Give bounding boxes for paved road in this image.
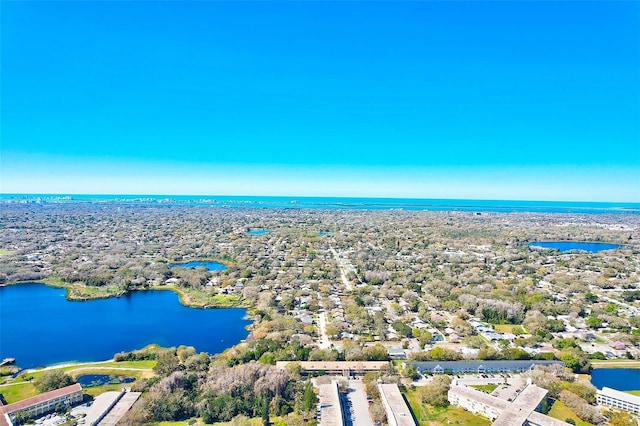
[347,379,374,426]
[330,247,353,292]
[318,309,331,350]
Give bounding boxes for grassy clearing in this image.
[626,390,640,396]
[591,360,640,369]
[470,384,498,393]
[0,249,14,256]
[403,387,491,426]
[14,360,156,380]
[547,400,593,426]
[493,324,527,334]
[40,277,122,300]
[0,381,38,403]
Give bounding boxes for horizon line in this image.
[2,192,639,205]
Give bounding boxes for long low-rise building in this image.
[0,384,83,426]
[317,381,344,426]
[448,379,569,426]
[276,361,389,375]
[407,360,564,375]
[378,383,416,426]
[597,387,640,415]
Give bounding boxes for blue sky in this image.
[2,1,639,201]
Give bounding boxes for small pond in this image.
[248,229,271,235]
[591,368,640,391]
[528,241,623,253]
[169,261,227,271]
[318,231,335,236]
[76,374,135,388]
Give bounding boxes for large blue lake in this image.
[591,368,640,391]
[528,241,623,253]
[0,283,250,369]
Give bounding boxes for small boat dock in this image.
[0,358,16,367]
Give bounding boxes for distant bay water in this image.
[0,283,250,369]
[1,194,638,214]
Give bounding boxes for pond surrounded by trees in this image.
[528,241,623,252]
[76,374,135,387]
[0,283,250,369]
[590,368,640,391]
[169,261,227,271]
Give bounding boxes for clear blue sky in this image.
[2,1,639,201]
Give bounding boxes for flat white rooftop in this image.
[318,381,344,426]
[378,383,416,426]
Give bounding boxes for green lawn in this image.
[0,381,38,403]
[0,249,14,256]
[403,387,491,426]
[547,400,593,426]
[493,324,527,334]
[626,390,640,396]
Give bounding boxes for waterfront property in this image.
[596,387,640,415]
[378,383,416,426]
[407,360,563,375]
[276,361,389,376]
[448,379,569,426]
[0,384,83,426]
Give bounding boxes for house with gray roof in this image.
[407,360,563,375]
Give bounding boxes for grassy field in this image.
[0,381,38,403]
[493,324,527,334]
[0,249,14,256]
[591,360,640,369]
[403,387,491,426]
[547,400,593,426]
[0,360,155,403]
[626,390,640,396]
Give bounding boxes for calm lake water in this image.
[0,283,250,369]
[169,261,227,271]
[248,230,271,235]
[591,368,640,391]
[528,241,623,253]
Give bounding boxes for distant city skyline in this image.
[2,1,639,202]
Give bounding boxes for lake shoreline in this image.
[2,277,250,310]
[591,361,640,369]
[1,283,252,369]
